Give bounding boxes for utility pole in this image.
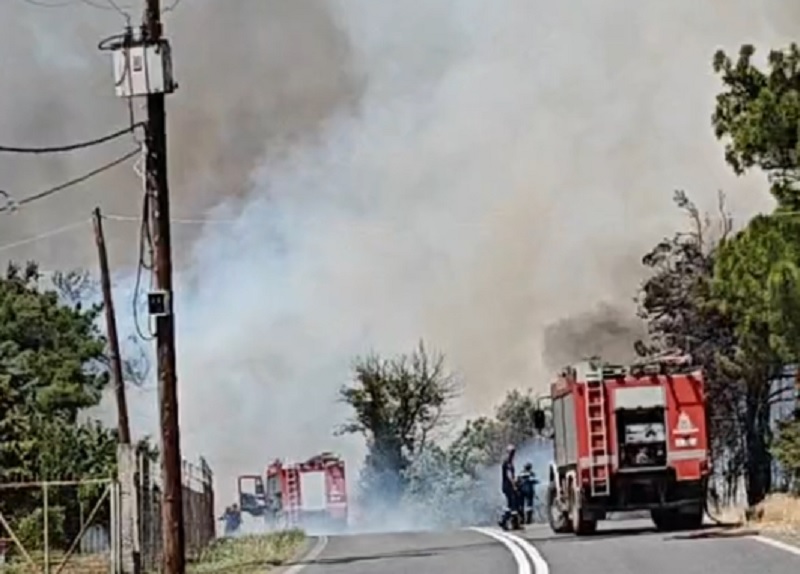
[92,207,132,446]
[143,1,185,572]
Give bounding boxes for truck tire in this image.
[651,506,703,532]
[569,483,597,536]
[546,483,572,534]
[674,505,704,531]
[650,509,677,531]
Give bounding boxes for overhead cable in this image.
[132,191,156,341]
[0,219,90,254]
[0,148,139,213]
[0,123,144,154]
[20,0,73,7]
[103,214,237,225]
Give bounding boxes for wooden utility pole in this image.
[143,1,185,572]
[92,207,132,445]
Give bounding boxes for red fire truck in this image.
[238,452,348,531]
[533,356,710,536]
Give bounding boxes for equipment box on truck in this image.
[533,356,710,535]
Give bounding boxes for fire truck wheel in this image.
[546,483,572,534]
[650,509,676,531]
[652,506,703,532]
[569,483,597,536]
[674,506,704,531]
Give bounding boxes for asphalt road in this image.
[286,529,517,574]
[285,519,800,574]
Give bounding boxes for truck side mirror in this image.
[533,408,546,431]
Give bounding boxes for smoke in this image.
[4,0,800,525]
[0,0,360,270]
[359,437,554,532]
[542,303,647,373]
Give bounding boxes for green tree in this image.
[711,42,800,501]
[712,43,800,209]
[338,341,458,510]
[772,417,800,493]
[449,389,547,473]
[713,215,800,501]
[0,262,116,543]
[636,191,749,486]
[51,269,152,389]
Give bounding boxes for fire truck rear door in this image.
[300,471,327,511]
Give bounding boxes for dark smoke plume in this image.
[542,303,646,373]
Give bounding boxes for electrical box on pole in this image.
[108,32,177,98]
[147,290,172,318]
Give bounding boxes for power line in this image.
[0,219,90,254]
[82,0,131,10]
[103,214,237,224]
[0,123,143,154]
[19,0,73,7]
[99,0,131,21]
[161,0,183,14]
[132,191,156,342]
[0,213,232,255]
[19,0,135,15]
[0,148,140,213]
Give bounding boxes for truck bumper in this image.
[585,470,707,514]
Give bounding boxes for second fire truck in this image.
[238,452,348,532]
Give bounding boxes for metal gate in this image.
[0,478,120,574]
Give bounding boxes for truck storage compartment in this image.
[616,407,667,469]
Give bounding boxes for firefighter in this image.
[498,444,522,531]
[516,462,539,525]
[220,503,242,536]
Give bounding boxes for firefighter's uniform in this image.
[220,504,242,536]
[499,445,523,530]
[516,464,539,525]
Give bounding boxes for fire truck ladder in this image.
[585,376,611,497]
[285,468,302,526]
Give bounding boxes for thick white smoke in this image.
[4,0,798,524]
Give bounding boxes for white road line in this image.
[282,535,329,574]
[751,535,800,558]
[493,529,551,574]
[471,527,532,574]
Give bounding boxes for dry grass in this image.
[188,530,305,574]
[714,505,747,525]
[0,552,109,574]
[750,493,800,531]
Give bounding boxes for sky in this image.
[1,0,797,506]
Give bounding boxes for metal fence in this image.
[0,477,117,574]
[134,449,215,573]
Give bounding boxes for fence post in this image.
[43,482,50,574]
[201,458,215,543]
[139,450,157,572]
[117,444,141,574]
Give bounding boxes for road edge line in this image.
[281,534,329,574]
[750,534,800,558]
[493,529,551,574]
[470,527,532,574]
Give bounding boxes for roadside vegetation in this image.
[188,530,305,574]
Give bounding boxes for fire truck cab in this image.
[534,356,710,536]
[238,452,348,531]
